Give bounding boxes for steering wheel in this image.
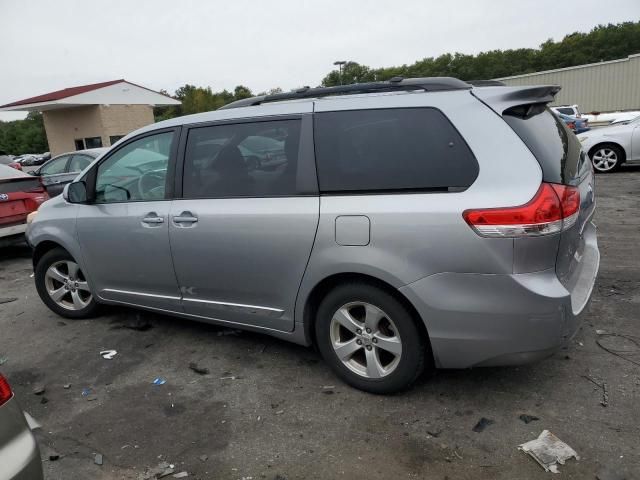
[137,169,166,200]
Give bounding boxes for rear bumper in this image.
[0,222,27,239]
[399,226,599,369]
[0,398,43,480]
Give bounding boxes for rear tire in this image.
[34,248,99,319]
[315,282,428,394]
[590,144,623,173]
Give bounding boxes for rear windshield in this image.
[503,107,582,184]
[314,108,478,193]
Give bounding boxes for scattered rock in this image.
[173,473,188,478]
[472,417,494,433]
[63,384,71,389]
[199,454,208,462]
[49,454,60,462]
[0,297,17,304]
[33,385,45,395]
[40,396,48,404]
[94,453,103,465]
[57,321,67,326]
[188,362,209,375]
[519,414,540,424]
[322,390,334,395]
[427,429,442,438]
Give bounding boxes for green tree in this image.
[0,112,48,155]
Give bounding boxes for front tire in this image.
[35,248,99,319]
[590,145,623,173]
[315,282,428,394]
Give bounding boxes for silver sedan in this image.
[578,116,640,172]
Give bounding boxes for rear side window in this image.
[555,107,575,116]
[183,119,301,198]
[314,108,478,193]
[503,107,583,184]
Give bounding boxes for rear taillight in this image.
[568,122,576,130]
[463,183,580,238]
[0,374,13,407]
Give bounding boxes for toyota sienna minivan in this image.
[27,77,599,393]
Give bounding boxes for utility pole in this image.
[333,60,347,85]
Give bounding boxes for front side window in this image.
[314,108,478,193]
[95,131,174,203]
[40,156,69,175]
[68,154,93,173]
[183,119,301,198]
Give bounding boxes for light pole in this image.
[333,60,347,85]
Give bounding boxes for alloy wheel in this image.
[592,148,618,172]
[44,260,92,311]
[329,301,402,378]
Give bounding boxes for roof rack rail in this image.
[467,80,507,87]
[219,77,472,110]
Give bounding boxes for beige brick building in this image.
[0,79,180,156]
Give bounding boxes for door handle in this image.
[142,215,164,224]
[173,212,198,224]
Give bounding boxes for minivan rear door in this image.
[169,114,319,332]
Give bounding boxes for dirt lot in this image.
[1,167,639,480]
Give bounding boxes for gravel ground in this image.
[0,166,639,480]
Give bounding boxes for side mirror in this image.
[64,181,88,203]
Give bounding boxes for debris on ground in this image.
[472,417,494,432]
[220,375,242,380]
[188,362,209,375]
[518,430,579,473]
[217,328,241,337]
[519,414,540,424]
[32,384,45,395]
[23,412,41,430]
[49,454,60,461]
[81,387,98,401]
[0,356,7,366]
[0,297,17,304]
[63,383,71,389]
[100,349,117,360]
[427,429,442,438]
[172,472,188,478]
[582,375,609,407]
[40,396,48,404]
[138,461,176,479]
[199,455,208,462]
[94,453,103,465]
[152,377,167,386]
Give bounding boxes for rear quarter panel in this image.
[296,90,543,329]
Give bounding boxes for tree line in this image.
[1,21,638,154]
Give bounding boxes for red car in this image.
[7,161,22,171]
[0,164,48,246]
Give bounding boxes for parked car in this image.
[0,155,22,171]
[557,113,590,134]
[27,78,599,393]
[0,373,44,479]
[577,116,640,172]
[29,148,107,197]
[551,104,582,118]
[15,155,38,167]
[0,164,48,247]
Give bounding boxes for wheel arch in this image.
[301,272,433,360]
[32,240,68,269]
[588,141,627,164]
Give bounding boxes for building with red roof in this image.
[0,80,180,155]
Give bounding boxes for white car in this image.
[578,116,640,172]
[551,105,582,118]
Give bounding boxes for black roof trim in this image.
[219,77,472,110]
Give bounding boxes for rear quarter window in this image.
[314,108,478,193]
[503,107,583,184]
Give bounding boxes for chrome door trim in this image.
[183,297,284,317]
[101,288,181,301]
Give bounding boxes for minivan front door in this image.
[76,129,182,311]
[169,116,319,332]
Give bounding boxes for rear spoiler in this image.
[471,85,561,116]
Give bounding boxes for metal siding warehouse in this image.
[496,53,640,113]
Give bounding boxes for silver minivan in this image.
[27,78,599,393]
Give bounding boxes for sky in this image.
[1,0,639,121]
